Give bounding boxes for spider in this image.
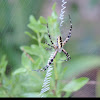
[33,15,72,72]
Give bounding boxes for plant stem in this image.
[53,58,58,96]
[37,32,41,46]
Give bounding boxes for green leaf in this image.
[32,58,42,69]
[20,45,43,56]
[52,2,56,11]
[63,77,89,92]
[64,92,72,97]
[21,53,33,68]
[25,31,37,41]
[28,15,47,34]
[39,16,47,24]
[29,15,37,24]
[28,23,46,33]
[12,68,27,75]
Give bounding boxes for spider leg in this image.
[45,42,54,49]
[45,47,52,51]
[61,49,71,61]
[47,23,54,45]
[33,50,58,72]
[63,15,72,46]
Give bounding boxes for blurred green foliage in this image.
[0,3,90,97]
[0,0,44,70]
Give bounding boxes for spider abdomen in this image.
[57,36,63,53]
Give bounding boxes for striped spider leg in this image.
[63,15,72,46]
[61,15,72,61]
[33,50,58,72]
[62,49,71,61]
[47,23,54,45]
[44,23,55,50]
[45,42,54,48]
[33,15,72,72]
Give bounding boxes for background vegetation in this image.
[0,0,100,97]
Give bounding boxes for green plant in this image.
[0,3,89,97]
[19,3,89,97]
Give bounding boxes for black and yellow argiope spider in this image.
[33,15,72,72]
